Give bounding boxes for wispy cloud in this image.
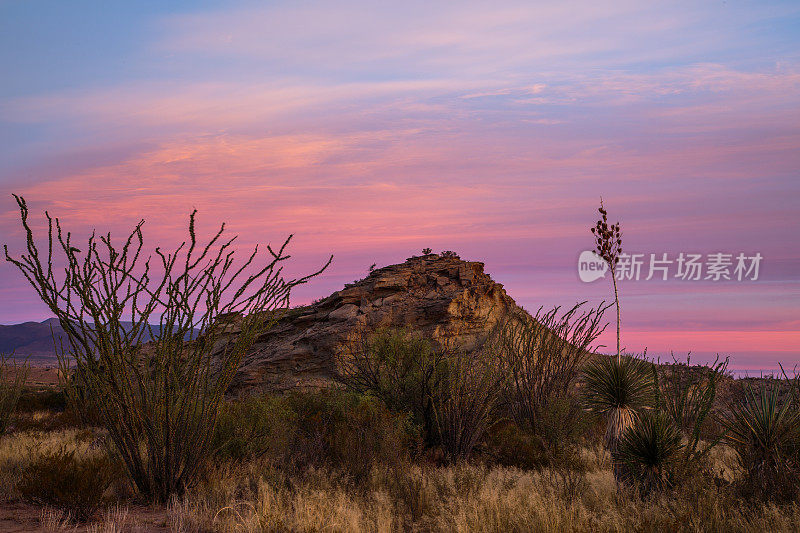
[0,0,798,367]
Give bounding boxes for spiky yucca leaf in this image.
[614,411,683,493]
[720,382,800,501]
[582,355,654,450]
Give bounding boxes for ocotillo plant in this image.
[496,302,609,445]
[590,200,623,360]
[4,195,331,502]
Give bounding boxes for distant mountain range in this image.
[0,319,197,363]
[0,319,67,362]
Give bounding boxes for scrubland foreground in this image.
[0,382,799,533]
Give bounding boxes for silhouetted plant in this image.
[720,380,800,502]
[497,302,609,448]
[440,250,458,258]
[582,354,654,470]
[655,354,729,472]
[613,410,683,494]
[422,248,432,255]
[590,199,623,360]
[0,352,28,435]
[335,327,446,446]
[433,349,506,462]
[4,195,330,502]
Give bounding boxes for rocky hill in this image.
[226,253,531,393]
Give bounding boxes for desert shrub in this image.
[335,327,446,445]
[654,355,729,478]
[0,352,28,435]
[212,394,293,462]
[433,350,505,462]
[13,388,90,432]
[485,420,545,469]
[721,381,800,502]
[613,410,683,494]
[214,390,416,483]
[496,302,608,460]
[485,399,595,474]
[17,446,119,522]
[16,387,67,413]
[4,195,330,502]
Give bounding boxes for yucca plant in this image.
[581,355,654,455]
[720,381,800,502]
[614,410,683,494]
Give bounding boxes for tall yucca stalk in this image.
[590,200,622,360]
[582,355,654,454]
[584,199,654,481]
[720,381,800,501]
[4,195,330,502]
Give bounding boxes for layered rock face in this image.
[227,254,530,394]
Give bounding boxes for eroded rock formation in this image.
[226,254,531,393]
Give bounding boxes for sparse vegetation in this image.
[17,445,118,522]
[335,327,446,446]
[3,195,331,502]
[721,379,800,502]
[0,352,27,435]
[0,365,798,531]
[496,302,608,463]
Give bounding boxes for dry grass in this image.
[0,427,101,499]
[164,453,799,533]
[0,416,798,532]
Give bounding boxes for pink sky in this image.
[1,1,798,372]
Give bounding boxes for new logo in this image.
[578,250,608,282]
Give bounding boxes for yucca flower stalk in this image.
[584,200,654,484]
[590,199,623,360]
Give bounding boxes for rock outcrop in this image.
[227,254,531,394]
